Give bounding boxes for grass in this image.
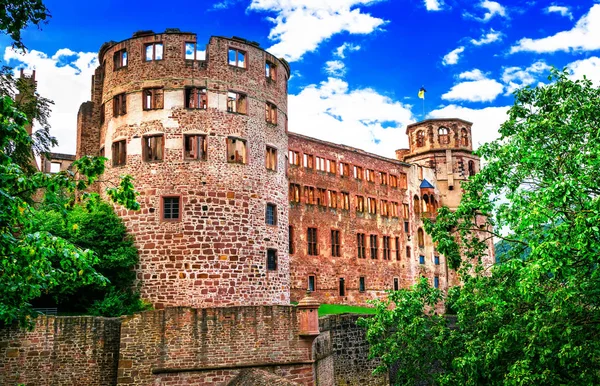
[317,303,376,317]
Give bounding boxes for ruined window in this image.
[390,202,399,217]
[266,146,277,171]
[307,227,318,256]
[227,91,247,114]
[359,277,365,293]
[419,255,425,265]
[438,127,449,145]
[266,61,277,81]
[416,130,425,147]
[339,162,350,177]
[308,275,315,292]
[418,228,425,248]
[226,137,247,164]
[113,49,127,70]
[111,140,126,166]
[304,186,315,205]
[303,154,314,170]
[228,48,246,68]
[395,237,400,261]
[468,160,476,176]
[339,278,345,297]
[99,147,105,158]
[331,229,341,257]
[326,159,336,174]
[315,156,326,172]
[414,195,420,214]
[288,150,300,166]
[353,165,363,180]
[49,162,61,173]
[366,169,375,183]
[144,42,163,61]
[380,200,389,217]
[367,197,377,215]
[143,87,164,110]
[399,173,408,189]
[185,42,205,60]
[434,255,440,265]
[266,203,277,225]
[394,277,399,291]
[370,234,378,259]
[143,135,164,162]
[434,276,439,289]
[418,166,424,180]
[162,196,180,221]
[328,190,337,209]
[389,174,398,188]
[317,188,327,207]
[403,203,410,218]
[288,226,295,254]
[265,102,277,124]
[461,128,469,146]
[341,192,350,210]
[100,103,105,124]
[185,87,207,109]
[357,233,366,258]
[406,246,411,259]
[404,221,409,233]
[267,249,277,271]
[380,172,387,185]
[184,134,207,161]
[289,183,300,203]
[383,236,391,260]
[113,93,127,117]
[356,195,365,213]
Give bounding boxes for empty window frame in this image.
[367,197,377,215]
[331,229,341,257]
[380,200,389,217]
[468,160,476,176]
[395,237,400,261]
[418,228,425,248]
[416,130,425,147]
[185,42,205,60]
[315,156,326,172]
[399,173,408,189]
[184,134,207,161]
[339,278,345,297]
[265,102,277,124]
[461,128,469,146]
[228,48,246,68]
[389,174,398,188]
[328,190,338,209]
[404,221,410,233]
[317,188,327,207]
[359,277,365,293]
[289,226,295,254]
[303,154,315,170]
[266,61,277,81]
[113,93,126,117]
[356,195,365,213]
[143,88,164,110]
[304,186,315,205]
[418,166,424,180]
[143,135,164,162]
[406,246,411,259]
[267,249,277,271]
[112,140,126,166]
[113,49,127,70]
[438,127,449,145]
[226,137,247,164]
[365,169,375,183]
[266,203,277,225]
[339,162,350,178]
[227,91,247,114]
[288,150,300,166]
[403,203,410,218]
[308,275,315,292]
[326,159,336,174]
[357,233,366,258]
[266,146,277,171]
[419,255,425,265]
[144,42,163,61]
[380,172,388,185]
[390,202,399,217]
[162,196,180,221]
[434,255,440,265]
[289,183,301,203]
[370,235,378,259]
[394,277,399,291]
[307,227,318,256]
[185,87,207,109]
[353,165,363,180]
[434,276,440,289]
[383,236,391,260]
[341,192,350,210]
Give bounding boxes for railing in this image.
[33,307,58,316]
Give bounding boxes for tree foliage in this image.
[0,0,49,51]
[361,69,600,385]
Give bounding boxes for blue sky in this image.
[2,0,599,157]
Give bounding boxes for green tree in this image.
[361,69,600,385]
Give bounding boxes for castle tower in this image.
[76,30,291,308]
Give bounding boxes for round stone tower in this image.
[77,30,290,308]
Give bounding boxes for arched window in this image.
[416,130,425,147]
[423,195,429,212]
[438,127,449,145]
[468,160,476,176]
[417,228,424,248]
[413,195,420,214]
[461,128,469,147]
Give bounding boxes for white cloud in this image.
[4,47,98,155]
[248,0,387,62]
[511,4,600,53]
[545,5,573,20]
[289,77,414,157]
[324,60,346,76]
[442,70,504,102]
[442,46,465,66]
[424,0,443,11]
[465,1,507,22]
[334,42,361,58]
[567,56,600,86]
[211,0,242,10]
[470,29,502,45]
[501,60,550,95]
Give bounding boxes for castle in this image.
[75,29,495,309]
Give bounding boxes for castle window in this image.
[304,186,315,205]
[143,88,164,110]
[227,91,247,114]
[267,249,277,271]
[380,172,388,185]
[389,174,398,188]
[380,200,389,217]
[289,226,295,254]
[339,278,345,297]
[143,135,164,162]
[266,146,277,171]
[414,195,420,214]
[359,277,365,293]
[370,235,378,259]
[395,237,400,261]
[404,221,409,233]
[303,154,314,170]
[394,277,399,291]
[289,183,300,203]
[184,134,207,161]
[383,236,391,260]
[228,48,246,68]
[113,93,127,117]
[390,202,398,217]
[357,233,366,258]
[185,87,207,109]
[326,159,336,174]
[99,147,105,158]
[367,197,377,214]
[461,128,469,146]
[418,166,424,180]
[308,275,315,292]
[353,165,363,180]
[356,195,365,213]
[418,228,425,248]
[468,160,476,177]
[265,203,277,225]
[185,42,205,60]
[317,188,327,207]
[438,127,449,145]
[111,140,126,166]
[434,255,440,265]
[113,49,127,70]
[226,137,247,164]
[416,130,425,147]
[307,227,318,256]
[365,169,375,183]
[434,276,440,289]
[341,192,350,210]
[419,255,425,265]
[406,246,411,259]
[265,102,277,124]
[144,42,163,61]
[403,203,410,218]
[100,103,105,124]
[315,156,326,172]
[328,190,338,208]
[288,150,300,166]
[266,61,277,81]
[399,173,408,189]
[339,162,350,177]
[331,229,341,257]
[162,196,181,221]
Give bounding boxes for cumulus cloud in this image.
[334,42,361,58]
[289,77,414,157]
[424,0,444,11]
[442,69,504,102]
[501,60,550,95]
[442,46,465,66]
[248,0,387,62]
[465,0,507,22]
[4,47,98,155]
[567,56,600,86]
[470,29,502,45]
[545,5,573,20]
[324,60,346,76]
[511,4,600,53]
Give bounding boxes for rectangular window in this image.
[113,49,127,69]
[303,154,314,170]
[289,183,301,203]
[399,173,408,189]
[328,190,337,208]
[395,237,400,261]
[288,150,300,166]
[184,134,207,161]
[113,93,126,117]
[326,159,336,174]
[227,91,247,114]
[406,246,411,259]
[419,255,425,265]
[265,102,277,124]
[228,48,246,68]
[266,61,277,81]
[359,277,365,293]
[389,174,398,188]
[357,233,366,259]
[315,156,326,172]
[266,203,277,225]
[403,203,410,218]
[143,135,164,162]
[226,137,247,164]
[112,140,126,166]
[404,221,409,233]
[418,166,424,180]
[356,195,365,213]
[162,196,180,220]
[434,276,439,289]
[308,275,315,292]
[143,87,164,110]
[390,202,399,217]
[144,42,163,61]
[434,255,440,265]
[317,188,327,207]
[339,278,345,297]
[267,249,277,271]
[185,42,205,60]
[370,234,378,259]
[366,169,375,183]
[304,186,315,205]
[383,236,391,260]
[367,197,377,214]
[380,172,388,185]
[341,192,350,210]
[266,146,277,171]
[289,226,295,254]
[307,227,318,256]
[340,162,350,178]
[380,200,389,217]
[185,87,207,109]
[331,229,341,257]
[394,277,399,291]
[353,165,363,180]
